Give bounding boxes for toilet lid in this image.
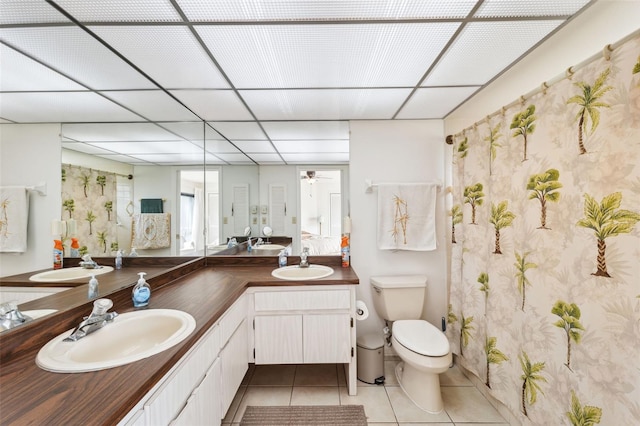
[393,320,450,357]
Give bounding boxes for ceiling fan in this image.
[300,171,330,184]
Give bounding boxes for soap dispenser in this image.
[88,274,99,299]
[115,250,123,270]
[132,272,150,308]
[278,250,287,267]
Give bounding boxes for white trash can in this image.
[356,333,385,385]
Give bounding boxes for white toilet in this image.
[370,275,452,414]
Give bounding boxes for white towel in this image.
[131,213,171,249]
[377,183,439,251]
[0,186,29,253]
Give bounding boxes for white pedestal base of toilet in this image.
[395,361,445,414]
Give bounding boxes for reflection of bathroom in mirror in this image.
[179,170,219,256]
[299,169,342,255]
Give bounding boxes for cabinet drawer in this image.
[254,290,350,311]
[220,294,246,345]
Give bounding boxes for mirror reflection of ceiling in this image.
[1,0,593,166]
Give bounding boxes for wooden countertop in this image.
[0,259,358,426]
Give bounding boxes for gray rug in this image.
[240,405,367,426]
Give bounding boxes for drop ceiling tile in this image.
[231,140,276,153]
[204,140,241,153]
[475,0,591,18]
[207,121,265,139]
[127,152,208,165]
[100,90,200,121]
[0,92,141,123]
[281,153,349,163]
[88,141,204,155]
[273,140,348,153]
[262,121,349,140]
[396,86,481,119]
[62,122,178,141]
[423,20,563,86]
[0,27,155,90]
[240,88,411,120]
[62,141,116,156]
[246,153,285,164]
[0,45,86,91]
[158,122,206,141]
[170,90,253,120]
[195,23,459,88]
[215,153,256,164]
[178,0,476,20]
[0,0,69,25]
[94,154,153,165]
[90,26,229,89]
[53,0,182,22]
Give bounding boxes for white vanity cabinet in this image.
[119,294,247,426]
[249,285,357,395]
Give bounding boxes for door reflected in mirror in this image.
[300,170,342,255]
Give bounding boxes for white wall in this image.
[349,120,447,337]
[0,124,61,276]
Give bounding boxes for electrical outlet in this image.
[252,217,257,224]
[223,217,228,224]
[262,217,267,224]
[292,216,297,224]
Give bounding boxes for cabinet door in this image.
[221,319,248,416]
[171,357,222,426]
[254,315,303,365]
[303,314,351,363]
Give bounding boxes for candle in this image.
[51,220,62,236]
[343,216,352,234]
[67,219,77,236]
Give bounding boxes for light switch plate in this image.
[292,216,297,224]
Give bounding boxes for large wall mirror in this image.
[60,122,348,259]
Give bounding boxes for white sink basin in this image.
[36,309,196,373]
[30,266,114,282]
[253,244,286,251]
[271,265,334,281]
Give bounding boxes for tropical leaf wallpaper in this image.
[61,164,117,256]
[448,34,640,425]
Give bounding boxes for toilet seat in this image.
[393,320,449,357]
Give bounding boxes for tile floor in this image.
[222,359,509,425]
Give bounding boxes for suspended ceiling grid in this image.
[0,0,594,166]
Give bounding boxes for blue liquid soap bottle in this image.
[115,250,123,270]
[132,272,150,308]
[88,274,99,299]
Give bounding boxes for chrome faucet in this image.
[299,247,310,268]
[79,254,100,269]
[0,301,32,331]
[255,237,264,246]
[64,298,117,342]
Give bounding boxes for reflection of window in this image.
[180,192,194,248]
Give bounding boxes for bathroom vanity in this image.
[0,256,359,426]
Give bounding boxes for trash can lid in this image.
[357,333,384,350]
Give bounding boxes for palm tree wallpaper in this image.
[61,164,117,256]
[448,34,640,424]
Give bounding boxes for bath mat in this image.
[240,405,367,426]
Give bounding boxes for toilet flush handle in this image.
[372,285,382,294]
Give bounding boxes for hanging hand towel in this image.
[377,183,440,251]
[141,198,164,213]
[0,186,29,253]
[131,213,171,249]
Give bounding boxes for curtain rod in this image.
[449,28,640,140]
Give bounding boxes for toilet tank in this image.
[370,275,427,321]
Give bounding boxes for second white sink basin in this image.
[271,265,334,281]
[30,266,114,282]
[36,309,195,373]
[254,244,286,251]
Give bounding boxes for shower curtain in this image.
[448,34,640,425]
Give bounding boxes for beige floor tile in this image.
[232,386,293,423]
[442,387,505,423]
[339,385,397,423]
[369,423,399,426]
[440,364,473,386]
[249,364,296,386]
[222,385,246,424]
[290,386,341,405]
[398,424,451,426]
[386,386,452,423]
[453,423,509,426]
[384,359,400,385]
[240,363,255,385]
[294,364,338,386]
